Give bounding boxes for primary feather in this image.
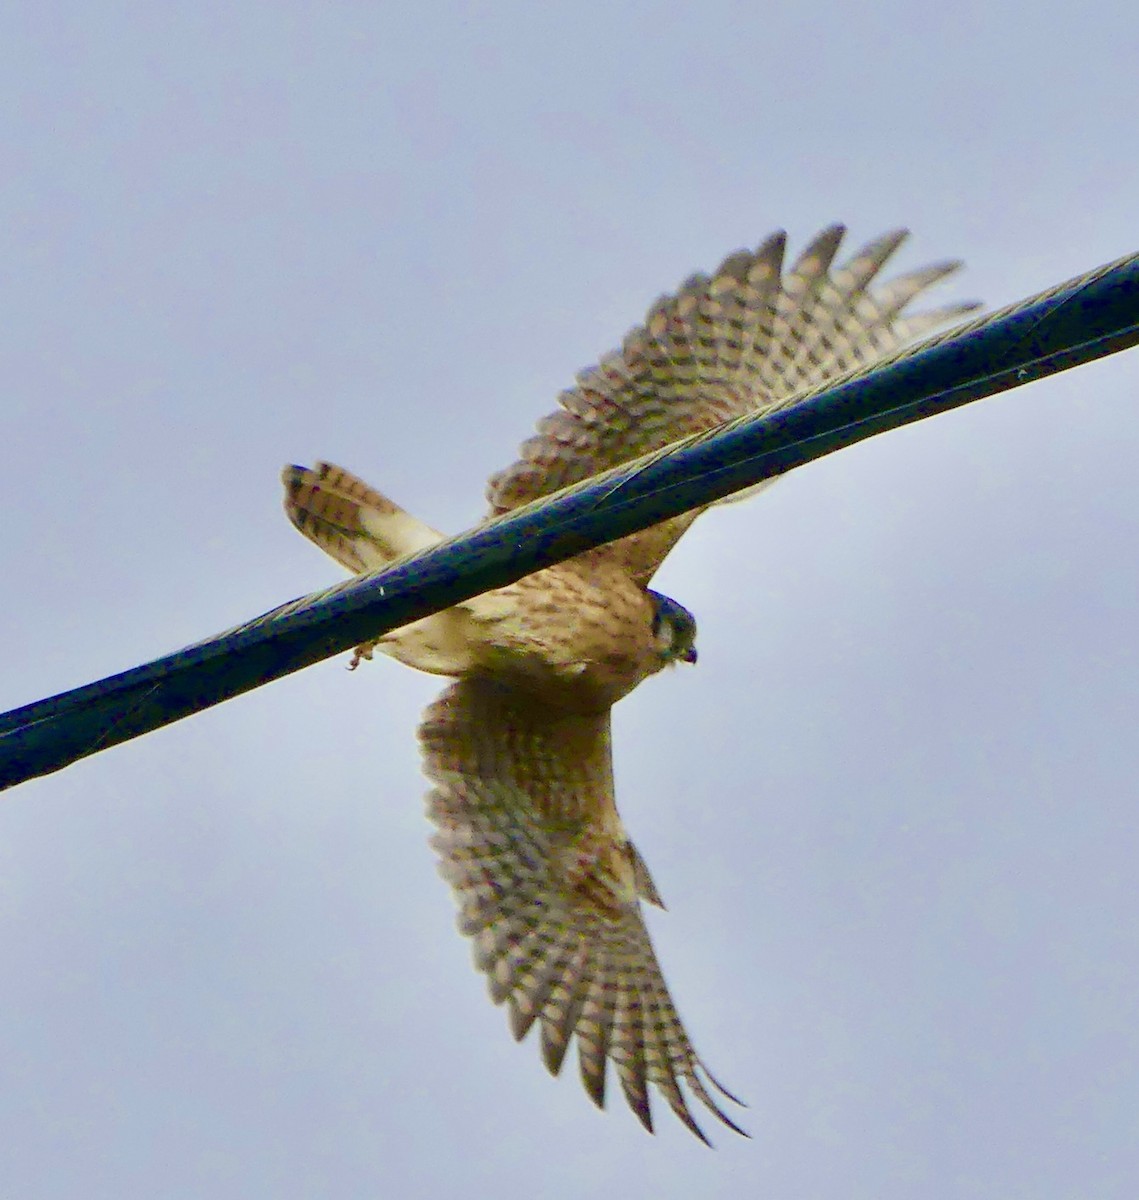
[487,225,978,583]
[282,226,979,1142]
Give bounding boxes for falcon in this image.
[281,225,978,1143]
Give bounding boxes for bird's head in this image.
[647,589,698,666]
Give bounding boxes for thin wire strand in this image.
[2,249,1138,789]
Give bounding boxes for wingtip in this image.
[702,1062,748,1108]
[619,1074,655,1137]
[794,224,847,275]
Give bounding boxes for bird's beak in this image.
[682,646,698,664]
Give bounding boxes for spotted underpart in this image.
[283,225,979,1143]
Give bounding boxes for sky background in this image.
[2,2,1138,1196]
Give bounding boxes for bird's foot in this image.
[348,640,379,671]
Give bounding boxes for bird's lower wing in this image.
[419,676,746,1144]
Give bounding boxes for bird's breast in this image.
[475,560,660,710]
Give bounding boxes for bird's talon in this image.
[349,642,378,670]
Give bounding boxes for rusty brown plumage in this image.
[282,226,978,1142]
[488,226,978,584]
[420,678,745,1143]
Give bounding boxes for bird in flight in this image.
[281,225,978,1144]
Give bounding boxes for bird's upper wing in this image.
[420,676,745,1144]
[486,225,980,584]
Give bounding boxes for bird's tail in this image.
[281,461,444,574]
[282,461,486,676]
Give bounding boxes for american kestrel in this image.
[281,226,978,1143]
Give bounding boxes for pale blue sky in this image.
[3,3,1139,1196]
